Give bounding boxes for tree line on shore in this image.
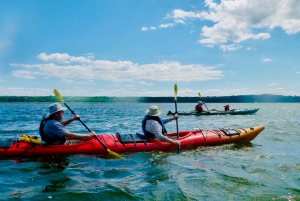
[0,94,300,103]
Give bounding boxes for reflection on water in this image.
[37,156,70,175]
[43,177,71,193]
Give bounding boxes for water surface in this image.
[0,102,299,200]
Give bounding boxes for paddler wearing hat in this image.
[141,105,180,146]
[39,103,96,145]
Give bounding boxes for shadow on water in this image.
[35,156,70,175]
[1,155,72,193]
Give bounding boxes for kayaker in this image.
[142,105,180,146]
[39,102,96,145]
[195,101,209,113]
[224,104,230,111]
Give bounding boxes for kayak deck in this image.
[0,126,265,156]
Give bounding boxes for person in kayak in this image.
[224,104,230,111]
[39,102,96,145]
[142,105,180,146]
[195,101,209,113]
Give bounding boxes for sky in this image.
[0,0,300,97]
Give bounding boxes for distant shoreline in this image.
[1,94,300,103]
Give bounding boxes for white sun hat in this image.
[46,102,67,117]
[146,105,162,116]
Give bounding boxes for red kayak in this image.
[0,126,265,156]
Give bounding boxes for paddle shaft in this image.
[174,84,180,153]
[62,102,109,150]
[175,100,179,139]
[203,103,209,111]
[175,101,180,153]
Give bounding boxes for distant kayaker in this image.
[39,102,96,145]
[195,101,209,113]
[141,105,181,146]
[224,104,230,111]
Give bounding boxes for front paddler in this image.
[39,102,96,145]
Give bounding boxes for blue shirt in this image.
[43,120,68,144]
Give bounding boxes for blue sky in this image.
[1,0,300,97]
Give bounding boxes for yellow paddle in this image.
[174,84,180,153]
[54,89,123,159]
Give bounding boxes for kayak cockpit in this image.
[116,131,191,145]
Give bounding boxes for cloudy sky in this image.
[1,0,300,97]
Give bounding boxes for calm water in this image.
[0,102,300,201]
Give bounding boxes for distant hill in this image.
[0,94,300,103]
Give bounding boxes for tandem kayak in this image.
[167,108,260,116]
[0,126,265,156]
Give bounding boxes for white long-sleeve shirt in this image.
[144,118,173,142]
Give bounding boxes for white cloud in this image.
[12,70,38,79]
[10,53,223,82]
[262,58,272,63]
[158,23,174,28]
[170,9,202,19]
[142,27,148,31]
[164,0,300,49]
[37,52,94,63]
[219,44,242,52]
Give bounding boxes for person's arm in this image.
[65,131,96,141]
[162,114,179,124]
[147,121,180,145]
[63,114,81,126]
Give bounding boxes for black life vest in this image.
[39,116,66,145]
[142,115,167,139]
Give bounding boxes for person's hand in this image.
[175,140,181,146]
[172,114,179,120]
[88,131,96,139]
[73,114,81,121]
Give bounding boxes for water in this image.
[0,102,300,200]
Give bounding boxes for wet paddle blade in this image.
[107,149,124,159]
[198,92,202,98]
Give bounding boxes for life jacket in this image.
[195,104,203,112]
[224,105,230,111]
[142,115,167,139]
[39,116,66,145]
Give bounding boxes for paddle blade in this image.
[54,89,65,104]
[107,149,124,159]
[174,84,178,101]
[198,92,202,98]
